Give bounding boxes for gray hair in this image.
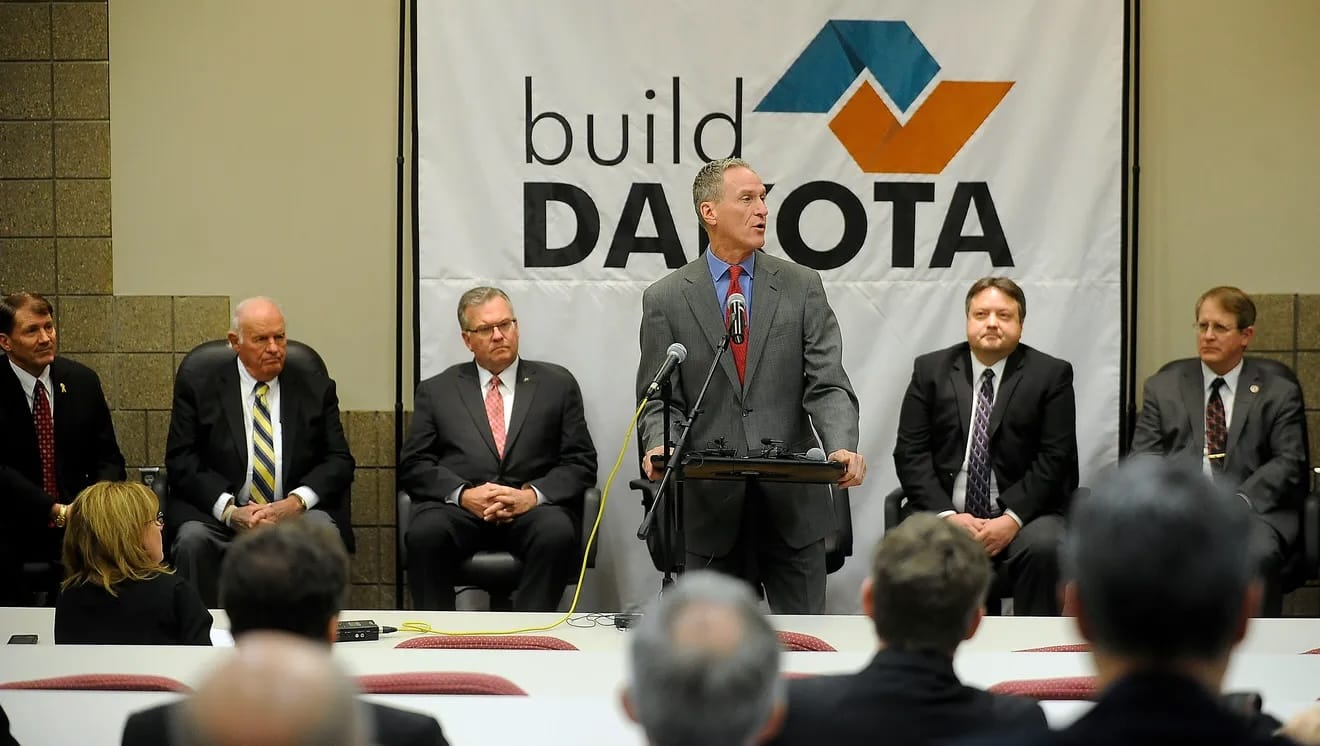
[692,157,754,223]
[230,297,284,341]
[456,286,512,331]
[870,512,991,655]
[1064,456,1255,662]
[627,571,782,746]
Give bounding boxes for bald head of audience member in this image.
[228,296,287,382]
[219,518,349,644]
[864,512,993,656]
[175,632,368,746]
[1064,456,1261,692]
[623,571,784,746]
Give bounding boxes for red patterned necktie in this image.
[1206,377,1227,474]
[486,375,506,458]
[33,380,58,498]
[726,265,748,383]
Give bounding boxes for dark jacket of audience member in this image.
[770,514,1046,746]
[54,481,211,645]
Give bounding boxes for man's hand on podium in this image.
[829,449,866,488]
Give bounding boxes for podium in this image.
[638,454,845,576]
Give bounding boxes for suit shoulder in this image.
[122,701,175,741]
[522,359,579,383]
[370,702,447,743]
[1019,345,1073,374]
[1151,357,1198,379]
[912,343,967,370]
[417,363,471,389]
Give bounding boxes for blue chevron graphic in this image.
[755,20,941,114]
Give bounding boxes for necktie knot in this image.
[490,375,502,391]
[1210,377,1225,394]
[254,381,269,400]
[728,265,742,283]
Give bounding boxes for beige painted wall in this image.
[110,1,1320,410]
[109,1,402,410]
[1136,0,1320,382]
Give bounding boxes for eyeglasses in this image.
[465,319,517,339]
[1195,322,1240,337]
[152,511,164,528]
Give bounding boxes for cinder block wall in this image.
[0,1,397,609]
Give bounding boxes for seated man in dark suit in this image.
[894,277,1078,615]
[981,457,1317,746]
[623,571,785,746]
[1130,286,1306,616]
[0,291,125,605]
[400,286,597,611]
[165,296,355,606]
[122,519,449,746]
[769,513,1046,746]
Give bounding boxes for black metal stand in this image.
[638,334,733,592]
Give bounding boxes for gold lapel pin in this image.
[59,383,67,393]
[1250,384,1259,394]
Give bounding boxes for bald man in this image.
[165,297,355,606]
[175,633,368,746]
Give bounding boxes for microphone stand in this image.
[638,332,733,592]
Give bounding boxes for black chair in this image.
[395,487,601,611]
[148,339,355,553]
[627,475,854,576]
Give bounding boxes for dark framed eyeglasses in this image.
[153,511,165,527]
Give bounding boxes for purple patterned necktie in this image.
[1206,377,1227,474]
[966,369,996,518]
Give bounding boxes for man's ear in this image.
[0,333,11,354]
[226,330,240,350]
[756,700,786,743]
[860,577,874,619]
[325,613,340,645]
[1235,581,1263,646]
[1063,583,1092,641]
[964,606,984,641]
[699,201,717,228]
[620,688,639,724]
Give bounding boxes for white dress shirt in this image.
[9,359,54,417]
[941,355,1023,526]
[211,359,320,521]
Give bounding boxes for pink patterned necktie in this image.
[486,375,506,458]
[34,380,58,498]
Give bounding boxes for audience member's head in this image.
[228,296,287,382]
[1063,456,1259,686]
[218,518,348,644]
[864,512,992,657]
[623,571,784,746]
[61,481,168,594]
[174,632,368,746]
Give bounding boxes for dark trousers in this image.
[1249,515,1286,617]
[173,510,339,608]
[405,501,578,612]
[0,524,61,607]
[994,513,1065,616]
[688,484,827,614]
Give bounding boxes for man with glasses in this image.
[400,286,597,610]
[1131,286,1306,616]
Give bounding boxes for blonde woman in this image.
[54,481,212,644]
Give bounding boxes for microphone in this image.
[804,447,826,461]
[726,293,747,344]
[644,343,687,399]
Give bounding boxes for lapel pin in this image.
[59,383,67,393]
[1250,384,1259,394]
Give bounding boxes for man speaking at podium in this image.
[636,158,864,614]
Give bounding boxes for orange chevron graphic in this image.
[829,80,1014,174]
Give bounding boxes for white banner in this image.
[416,0,1124,612]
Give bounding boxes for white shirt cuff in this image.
[1004,509,1024,527]
[532,485,547,505]
[937,510,957,519]
[291,486,319,510]
[212,493,235,522]
[446,486,464,505]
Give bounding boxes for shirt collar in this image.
[477,358,519,391]
[236,357,279,397]
[705,249,756,284]
[969,353,1007,387]
[1201,359,1243,395]
[8,358,52,404]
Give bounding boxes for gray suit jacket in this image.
[1130,357,1307,544]
[636,252,859,555]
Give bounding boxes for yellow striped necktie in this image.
[250,382,276,504]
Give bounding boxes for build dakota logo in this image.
[756,20,1013,174]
